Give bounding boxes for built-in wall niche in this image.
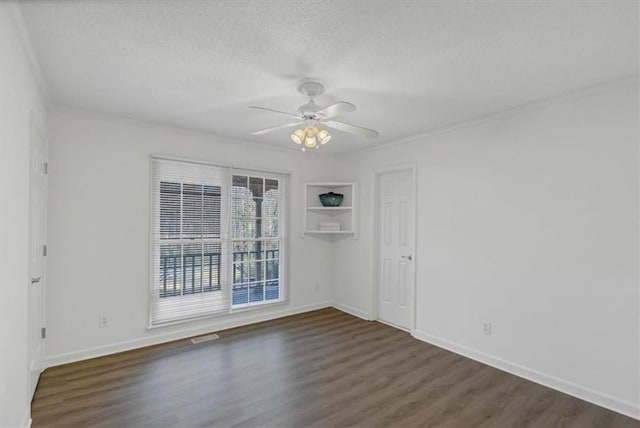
[304,182,357,238]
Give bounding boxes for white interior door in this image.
[377,169,415,331]
[28,122,47,398]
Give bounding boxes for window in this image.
[150,158,287,326]
[159,182,222,297]
[232,175,282,305]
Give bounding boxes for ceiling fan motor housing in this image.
[297,79,325,98]
[298,100,321,118]
[297,80,325,118]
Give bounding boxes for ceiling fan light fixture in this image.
[291,124,330,151]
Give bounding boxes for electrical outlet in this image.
[482,321,492,335]
[99,315,108,328]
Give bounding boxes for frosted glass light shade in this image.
[317,129,331,144]
[291,128,305,144]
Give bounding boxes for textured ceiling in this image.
[20,1,639,153]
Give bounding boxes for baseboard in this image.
[21,411,31,428]
[331,302,371,321]
[44,303,637,420]
[45,302,331,367]
[413,330,640,421]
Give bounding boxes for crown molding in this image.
[347,75,639,155]
[4,0,51,105]
[51,104,333,158]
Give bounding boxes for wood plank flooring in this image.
[32,308,638,427]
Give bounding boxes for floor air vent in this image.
[190,333,220,344]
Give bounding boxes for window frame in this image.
[148,156,289,328]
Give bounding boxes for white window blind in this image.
[150,158,231,325]
[150,158,288,327]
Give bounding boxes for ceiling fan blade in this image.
[315,102,356,119]
[323,120,379,138]
[249,106,301,120]
[251,122,301,136]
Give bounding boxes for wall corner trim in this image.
[331,303,371,321]
[3,1,51,104]
[413,329,640,421]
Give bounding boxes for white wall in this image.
[332,80,639,418]
[45,107,334,365]
[19,20,637,421]
[0,3,48,427]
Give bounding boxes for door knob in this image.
[31,276,41,284]
[401,255,412,261]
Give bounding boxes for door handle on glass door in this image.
[401,255,412,261]
[31,276,41,284]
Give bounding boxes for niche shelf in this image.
[304,182,357,238]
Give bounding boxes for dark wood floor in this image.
[32,308,638,427]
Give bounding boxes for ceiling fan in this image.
[250,80,379,151]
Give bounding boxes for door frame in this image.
[28,113,47,398]
[370,163,417,334]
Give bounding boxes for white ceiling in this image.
[21,1,639,154]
